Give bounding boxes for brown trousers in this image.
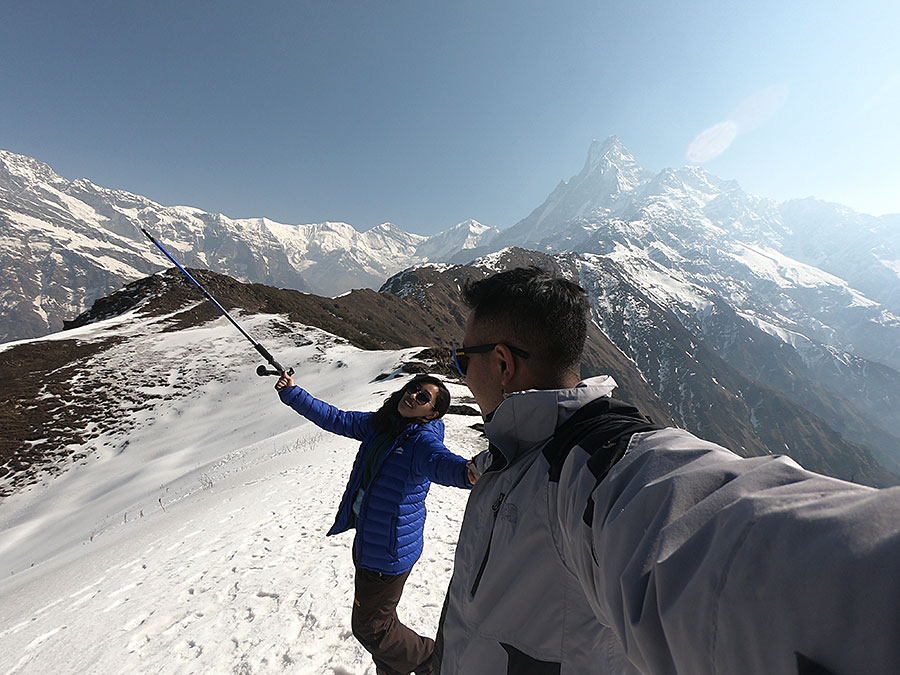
[351,560,434,675]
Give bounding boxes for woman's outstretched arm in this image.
[275,372,371,441]
[412,430,474,489]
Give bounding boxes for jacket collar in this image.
[483,375,617,468]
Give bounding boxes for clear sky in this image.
[2,1,899,235]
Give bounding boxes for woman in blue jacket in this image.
[275,372,474,675]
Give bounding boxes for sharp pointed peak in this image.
[583,136,638,173]
[589,135,625,154]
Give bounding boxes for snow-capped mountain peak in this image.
[415,219,499,262]
[493,138,651,248]
[0,149,501,341]
[0,149,62,186]
[583,135,644,186]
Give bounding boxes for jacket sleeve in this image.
[278,385,370,441]
[554,427,900,675]
[411,430,472,489]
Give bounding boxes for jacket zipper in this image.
[470,491,505,596]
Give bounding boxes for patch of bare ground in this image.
[0,338,122,497]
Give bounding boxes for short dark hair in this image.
[371,374,451,435]
[461,266,589,374]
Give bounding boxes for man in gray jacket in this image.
[435,266,900,674]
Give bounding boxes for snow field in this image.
[0,312,483,674]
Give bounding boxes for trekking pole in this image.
[140,227,294,378]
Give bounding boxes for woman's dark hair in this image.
[461,266,589,375]
[370,374,451,435]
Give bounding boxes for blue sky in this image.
[2,1,899,234]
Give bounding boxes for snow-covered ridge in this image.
[414,219,499,262]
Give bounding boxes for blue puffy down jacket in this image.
[279,386,471,574]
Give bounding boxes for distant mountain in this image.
[492,136,650,249]
[488,137,900,371]
[0,149,496,342]
[463,137,900,477]
[264,219,424,296]
[778,198,900,315]
[414,219,499,263]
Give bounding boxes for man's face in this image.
[462,314,506,417]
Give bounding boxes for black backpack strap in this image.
[542,396,662,528]
[543,396,661,483]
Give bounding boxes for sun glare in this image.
[687,85,790,164]
[686,122,738,163]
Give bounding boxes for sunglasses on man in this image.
[450,343,530,377]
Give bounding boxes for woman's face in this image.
[397,381,441,420]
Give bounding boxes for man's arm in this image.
[556,427,900,675]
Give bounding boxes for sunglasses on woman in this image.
[406,381,434,406]
[450,343,530,377]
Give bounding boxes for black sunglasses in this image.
[450,343,530,377]
[406,381,433,406]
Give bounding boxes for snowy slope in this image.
[0,306,482,674]
[779,198,900,314]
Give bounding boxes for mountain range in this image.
[2,137,900,493]
[0,148,499,342]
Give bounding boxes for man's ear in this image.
[493,343,518,389]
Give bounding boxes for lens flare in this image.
[686,84,789,163]
[686,122,738,163]
[730,84,790,132]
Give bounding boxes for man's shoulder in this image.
[544,396,664,483]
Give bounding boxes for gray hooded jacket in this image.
[436,376,900,674]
